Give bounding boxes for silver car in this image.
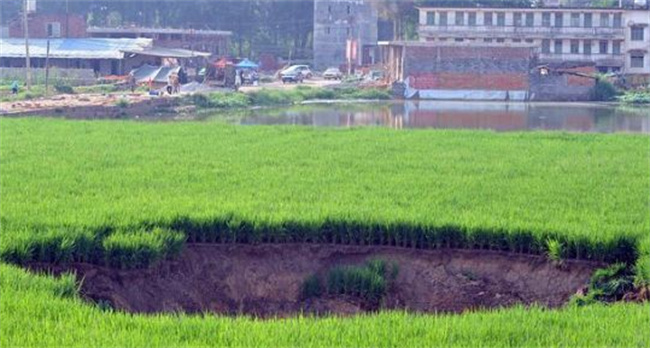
[323,68,343,80]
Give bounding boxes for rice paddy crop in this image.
[1,263,648,348]
[0,118,647,267]
[0,117,648,347]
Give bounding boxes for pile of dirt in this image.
[29,244,598,317]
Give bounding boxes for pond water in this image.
[239,101,650,134]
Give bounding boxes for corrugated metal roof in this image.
[0,38,152,59]
[87,27,232,36]
[130,64,182,84]
[122,47,211,58]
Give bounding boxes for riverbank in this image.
[0,86,391,117]
[619,90,650,105]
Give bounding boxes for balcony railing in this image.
[419,24,625,38]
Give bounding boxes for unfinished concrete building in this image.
[313,0,378,70]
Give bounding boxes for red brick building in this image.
[9,13,86,39]
[380,42,597,101]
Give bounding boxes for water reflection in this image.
[240,101,650,133]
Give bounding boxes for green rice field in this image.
[0,117,648,347]
[1,263,648,348]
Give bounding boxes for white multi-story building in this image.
[625,9,650,77]
[417,6,650,77]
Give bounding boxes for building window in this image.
[427,12,435,25]
[600,13,610,27]
[613,41,621,54]
[328,5,331,14]
[455,38,464,42]
[347,27,351,36]
[525,38,534,43]
[613,13,622,27]
[584,13,592,28]
[347,5,351,14]
[439,12,448,26]
[439,38,448,41]
[542,39,550,53]
[484,12,493,26]
[46,22,61,38]
[468,12,477,26]
[455,12,465,26]
[571,40,579,54]
[631,26,645,41]
[497,13,505,26]
[326,27,331,34]
[484,38,493,43]
[599,40,608,54]
[514,13,523,27]
[631,54,645,68]
[525,13,534,27]
[513,38,522,43]
[571,13,580,27]
[554,13,563,28]
[584,40,592,55]
[496,38,505,43]
[542,13,551,27]
[554,40,563,54]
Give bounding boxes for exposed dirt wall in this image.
[30,244,598,317]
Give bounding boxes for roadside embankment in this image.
[0,86,391,118]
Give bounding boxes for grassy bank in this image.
[619,90,650,105]
[187,86,391,109]
[0,118,648,270]
[0,84,123,103]
[1,263,648,348]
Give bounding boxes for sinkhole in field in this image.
[31,244,599,317]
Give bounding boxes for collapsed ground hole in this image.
[28,244,599,317]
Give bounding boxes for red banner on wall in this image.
[346,39,358,61]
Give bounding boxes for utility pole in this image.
[45,39,51,96]
[65,0,70,38]
[23,0,32,91]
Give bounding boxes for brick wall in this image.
[566,66,596,87]
[404,46,533,91]
[9,14,86,38]
[410,72,529,90]
[400,45,595,101]
[529,66,596,101]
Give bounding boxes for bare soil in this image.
[28,244,599,317]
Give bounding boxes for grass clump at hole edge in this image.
[102,228,185,269]
[322,259,398,305]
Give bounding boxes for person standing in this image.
[128,73,136,93]
[172,73,181,94]
[235,70,242,88]
[10,80,19,94]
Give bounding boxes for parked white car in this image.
[280,65,313,80]
[323,67,343,80]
